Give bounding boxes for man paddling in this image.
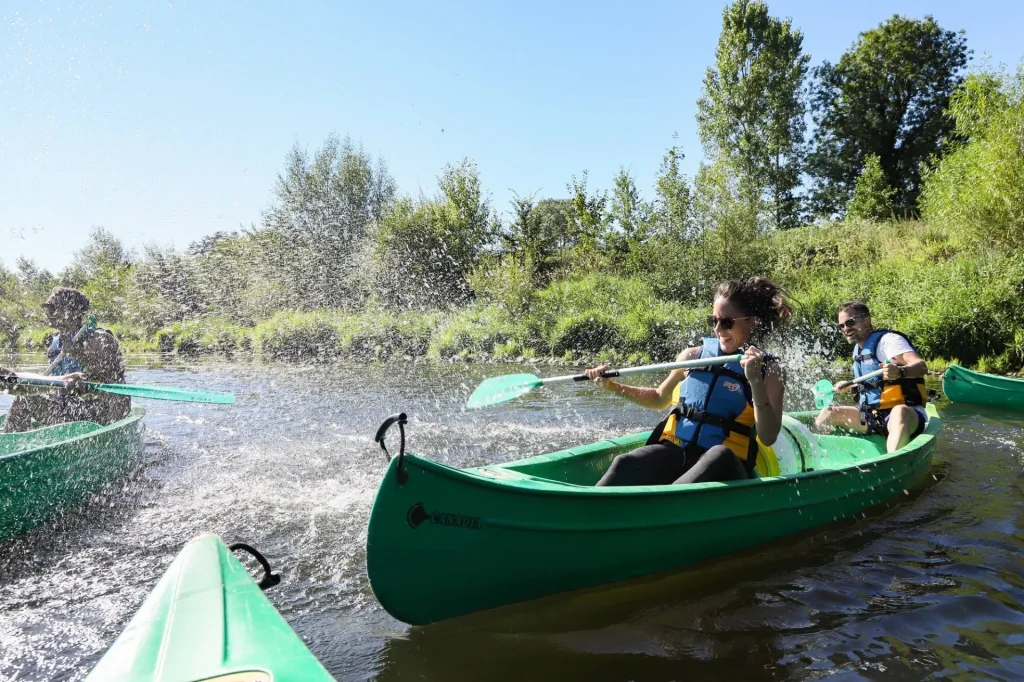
[814,301,928,452]
[2,288,129,433]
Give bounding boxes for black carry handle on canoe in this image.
[230,543,282,591]
[375,412,409,485]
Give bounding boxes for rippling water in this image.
[1,362,1022,681]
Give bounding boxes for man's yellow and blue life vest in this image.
[853,329,926,411]
[659,337,758,466]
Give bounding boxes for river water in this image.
[1,361,1022,681]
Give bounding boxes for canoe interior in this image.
[476,412,889,486]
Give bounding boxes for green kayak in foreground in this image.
[942,363,1024,411]
[86,533,336,682]
[367,404,941,625]
[0,406,146,543]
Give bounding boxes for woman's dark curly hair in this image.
[715,276,792,331]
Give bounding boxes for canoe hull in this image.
[0,407,146,542]
[367,407,940,625]
[86,533,336,682]
[942,363,1024,411]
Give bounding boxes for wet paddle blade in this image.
[86,382,236,404]
[813,379,835,410]
[467,374,542,409]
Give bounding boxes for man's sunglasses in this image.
[838,316,861,330]
[707,315,752,330]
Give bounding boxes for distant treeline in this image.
[3,4,1023,372]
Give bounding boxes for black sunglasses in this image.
[838,316,861,330]
[707,315,752,330]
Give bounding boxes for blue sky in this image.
[2,0,1021,272]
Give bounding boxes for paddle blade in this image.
[813,379,835,410]
[88,382,236,404]
[467,374,542,409]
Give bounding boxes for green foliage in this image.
[565,171,608,261]
[808,15,970,217]
[155,319,253,356]
[846,154,897,221]
[652,143,694,240]
[252,309,437,362]
[428,306,533,361]
[374,160,495,310]
[262,134,396,309]
[468,255,537,316]
[921,69,1024,251]
[697,0,809,229]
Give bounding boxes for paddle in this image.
[11,376,236,405]
[45,314,97,374]
[467,355,744,409]
[812,368,884,409]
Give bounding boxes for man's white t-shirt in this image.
[873,332,915,363]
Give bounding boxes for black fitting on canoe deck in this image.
[375,412,409,485]
[229,542,282,591]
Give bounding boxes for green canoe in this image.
[366,404,941,625]
[86,532,336,682]
[942,363,1024,411]
[0,406,146,543]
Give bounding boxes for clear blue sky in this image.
[2,0,1021,273]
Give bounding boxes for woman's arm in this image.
[743,347,785,446]
[588,346,701,410]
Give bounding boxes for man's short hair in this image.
[838,300,870,318]
[42,287,90,313]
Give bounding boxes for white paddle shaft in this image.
[841,368,885,388]
[540,354,745,386]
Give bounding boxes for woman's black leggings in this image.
[595,441,750,486]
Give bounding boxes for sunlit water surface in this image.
[1,362,1022,681]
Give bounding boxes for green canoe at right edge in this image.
[86,533,336,682]
[942,363,1024,411]
[367,405,941,625]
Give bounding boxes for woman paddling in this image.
[586,277,791,486]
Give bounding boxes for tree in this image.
[921,69,1024,251]
[63,226,132,286]
[697,0,809,229]
[565,172,607,255]
[846,154,897,221]
[262,134,396,308]
[808,15,970,218]
[373,160,495,309]
[652,143,693,240]
[606,168,651,255]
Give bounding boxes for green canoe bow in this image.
[0,407,146,542]
[86,533,336,682]
[366,404,941,625]
[942,363,1024,411]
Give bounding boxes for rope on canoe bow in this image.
[229,542,282,591]
[374,412,409,485]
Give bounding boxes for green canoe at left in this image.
[86,533,336,682]
[942,363,1024,411]
[0,407,146,543]
[367,404,941,625]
